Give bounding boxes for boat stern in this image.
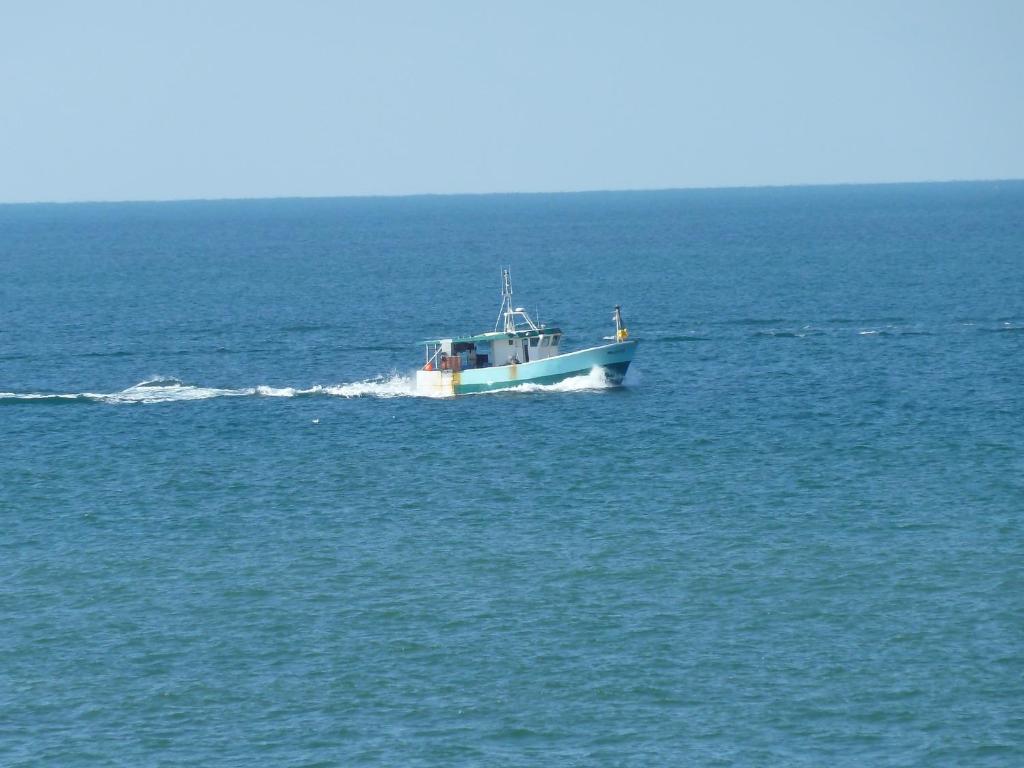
[416,369,457,397]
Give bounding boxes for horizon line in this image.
[2,176,1022,208]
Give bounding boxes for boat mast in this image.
[495,267,516,333]
[493,267,541,333]
[613,305,629,341]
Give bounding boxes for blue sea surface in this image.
[2,182,1022,766]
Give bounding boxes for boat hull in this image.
[416,340,637,397]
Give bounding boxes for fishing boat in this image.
[416,269,638,396]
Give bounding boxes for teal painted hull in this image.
[454,340,637,394]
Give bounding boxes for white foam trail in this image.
[320,373,419,399]
[0,392,82,401]
[492,366,617,395]
[2,369,623,404]
[93,379,253,404]
[255,385,299,397]
[0,378,253,405]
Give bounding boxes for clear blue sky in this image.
[1,0,1021,203]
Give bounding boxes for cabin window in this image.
[529,336,539,347]
[552,334,560,345]
[541,336,550,347]
[508,339,514,346]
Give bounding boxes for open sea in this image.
[2,182,1022,766]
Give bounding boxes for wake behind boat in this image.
[416,269,638,396]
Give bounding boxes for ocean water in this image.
[2,182,1022,766]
